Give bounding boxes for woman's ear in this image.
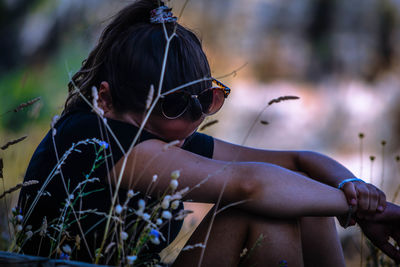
[98,81,113,114]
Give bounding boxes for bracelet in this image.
[337,178,364,189]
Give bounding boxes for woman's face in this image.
[147,113,206,141]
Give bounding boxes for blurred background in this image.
[1,0,400,265]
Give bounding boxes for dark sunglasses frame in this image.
[161,78,231,119]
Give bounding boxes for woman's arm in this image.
[111,139,350,218]
[213,138,386,216]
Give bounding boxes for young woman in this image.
[19,0,400,266]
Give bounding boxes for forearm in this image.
[222,162,350,218]
[295,151,356,187]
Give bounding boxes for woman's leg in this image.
[300,217,345,267]
[173,208,303,267]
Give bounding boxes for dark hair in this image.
[64,0,211,120]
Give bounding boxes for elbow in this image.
[230,164,264,202]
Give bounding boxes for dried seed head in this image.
[268,95,299,106]
[370,156,376,161]
[359,133,365,139]
[1,136,28,150]
[381,140,387,146]
[396,155,400,162]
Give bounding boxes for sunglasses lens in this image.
[198,89,225,115]
[161,92,190,119]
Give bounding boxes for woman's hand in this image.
[340,180,386,218]
[356,202,400,263]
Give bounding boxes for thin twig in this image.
[1,136,27,150]
[214,62,248,79]
[215,199,250,215]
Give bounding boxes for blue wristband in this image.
[338,178,364,189]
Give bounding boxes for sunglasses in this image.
[160,78,231,120]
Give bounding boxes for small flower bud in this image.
[127,190,135,198]
[162,210,172,220]
[156,218,163,225]
[25,230,33,239]
[16,225,23,232]
[152,174,158,182]
[115,204,123,215]
[170,179,178,190]
[151,237,160,245]
[142,213,151,220]
[127,255,137,265]
[171,200,180,210]
[120,231,128,241]
[16,215,23,222]
[62,244,72,254]
[171,170,180,180]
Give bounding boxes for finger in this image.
[377,190,387,212]
[357,185,370,212]
[368,187,379,214]
[342,182,357,206]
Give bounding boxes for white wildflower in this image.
[25,230,33,239]
[127,190,135,198]
[171,200,180,210]
[161,195,171,209]
[115,204,123,215]
[171,170,180,180]
[26,225,32,231]
[126,255,137,265]
[156,218,163,225]
[15,225,23,232]
[62,244,72,254]
[162,210,172,220]
[170,179,178,190]
[16,215,23,222]
[142,213,151,220]
[69,194,74,200]
[120,231,129,241]
[151,237,160,245]
[152,174,158,182]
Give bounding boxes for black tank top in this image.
[18,104,214,263]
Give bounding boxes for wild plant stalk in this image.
[392,156,400,203]
[358,133,364,267]
[241,96,299,145]
[49,120,93,260]
[380,140,386,189]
